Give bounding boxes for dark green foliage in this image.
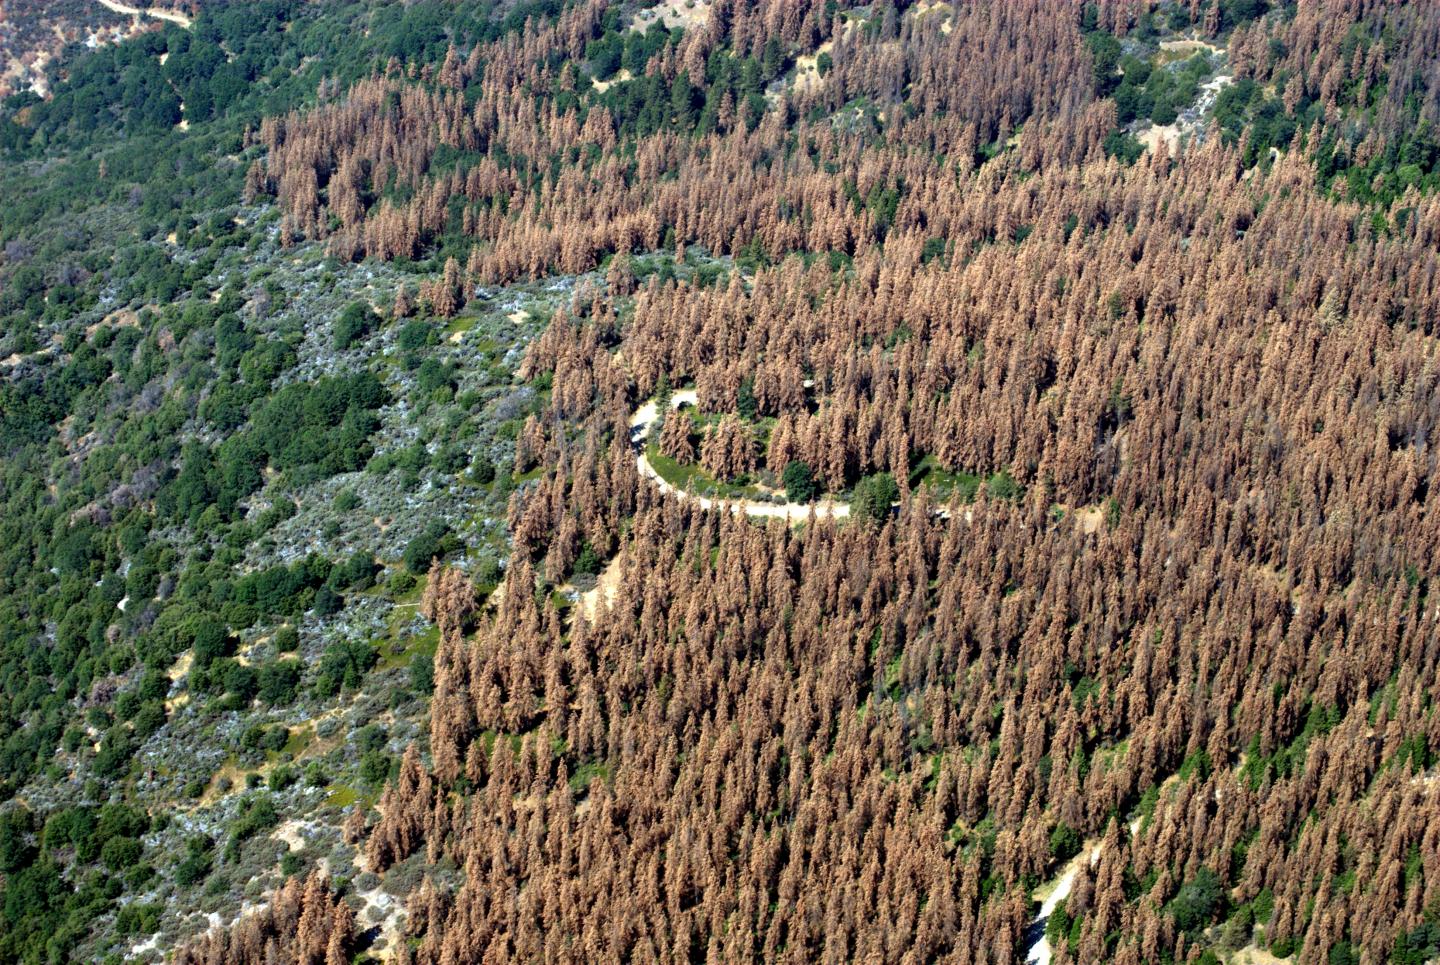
[403,521,459,573]
[1111,52,1211,127]
[313,640,378,698]
[1394,920,1440,964]
[334,301,380,349]
[985,469,1020,501]
[99,837,142,873]
[132,703,167,740]
[115,902,161,937]
[1211,77,1299,167]
[586,32,624,80]
[1168,867,1225,935]
[1320,122,1440,207]
[313,585,344,617]
[1048,822,1082,863]
[1328,940,1359,965]
[409,655,435,695]
[416,358,458,396]
[1177,747,1212,782]
[1044,898,1081,956]
[247,372,389,477]
[257,660,302,706]
[1239,702,1341,789]
[0,856,87,965]
[224,663,259,704]
[231,555,335,619]
[1252,888,1275,925]
[572,544,600,577]
[273,625,300,652]
[1270,936,1298,957]
[227,794,277,851]
[737,376,758,420]
[0,809,35,873]
[164,369,388,522]
[851,473,898,524]
[240,723,276,751]
[1084,29,1122,97]
[1219,0,1270,31]
[352,726,384,757]
[92,729,138,780]
[360,751,393,787]
[398,320,436,351]
[329,555,377,593]
[1103,128,1145,165]
[471,457,497,485]
[670,71,698,128]
[782,461,817,502]
[433,444,470,475]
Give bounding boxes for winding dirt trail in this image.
[626,390,981,523]
[628,390,852,521]
[96,0,192,28]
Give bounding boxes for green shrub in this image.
[1049,822,1082,863]
[1169,867,1224,935]
[851,473,898,524]
[403,522,457,573]
[360,751,392,787]
[572,544,600,577]
[273,625,300,652]
[313,640,378,698]
[333,302,379,350]
[100,836,142,873]
[257,660,302,706]
[783,461,817,502]
[409,655,435,695]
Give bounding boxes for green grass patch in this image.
[443,313,483,336]
[909,455,981,501]
[646,443,764,499]
[909,455,1021,502]
[325,785,360,809]
[378,624,440,672]
[282,727,313,757]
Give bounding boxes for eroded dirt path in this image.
[1024,843,1103,965]
[96,0,192,28]
[578,550,625,620]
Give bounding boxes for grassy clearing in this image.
[281,725,313,758]
[909,455,982,501]
[443,312,484,337]
[324,785,360,809]
[645,443,767,500]
[378,624,440,672]
[909,455,1020,502]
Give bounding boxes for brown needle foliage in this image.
[198,1,1440,961]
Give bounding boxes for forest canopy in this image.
[4,0,1440,963]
